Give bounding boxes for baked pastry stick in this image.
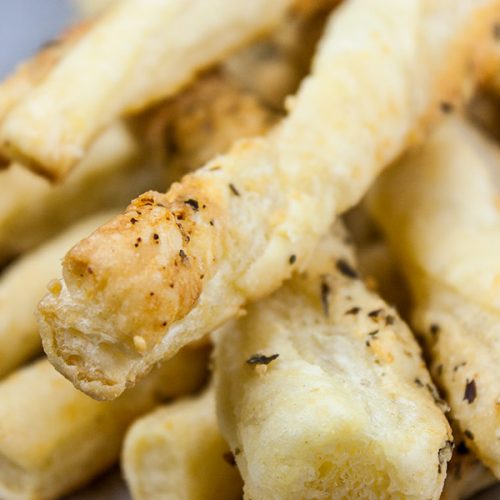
[38,0,500,400]
[0,348,208,500]
[368,117,500,477]
[0,211,115,379]
[0,0,295,180]
[348,212,498,499]
[123,385,242,500]
[214,224,452,499]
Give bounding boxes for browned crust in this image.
[64,179,227,350]
[133,70,279,184]
[39,1,500,400]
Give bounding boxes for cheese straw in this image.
[0,347,208,500]
[215,223,452,499]
[123,386,242,500]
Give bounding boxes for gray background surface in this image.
[0,1,499,499]
[0,0,74,79]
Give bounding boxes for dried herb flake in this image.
[463,379,477,404]
[229,183,240,196]
[345,307,360,315]
[368,308,383,319]
[246,353,279,365]
[336,259,358,279]
[463,429,474,440]
[440,101,454,113]
[320,280,331,316]
[184,199,199,211]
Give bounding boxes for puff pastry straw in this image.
[0,348,208,500]
[123,385,242,500]
[0,0,295,180]
[369,117,500,477]
[39,0,500,399]
[214,224,452,499]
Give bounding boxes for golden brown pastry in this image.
[0,0,295,180]
[0,348,208,500]
[38,0,500,400]
[123,385,242,500]
[138,72,279,188]
[215,224,452,499]
[368,117,500,477]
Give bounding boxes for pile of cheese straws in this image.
[0,0,499,498]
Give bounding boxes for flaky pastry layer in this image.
[369,117,500,477]
[215,224,452,499]
[39,0,500,399]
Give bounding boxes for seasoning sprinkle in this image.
[463,429,474,440]
[289,254,297,265]
[320,280,331,316]
[184,198,199,211]
[246,353,279,365]
[463,379,477,404]
[440,101,454,113]
[179,249,187,261]
[430,323,440,336]
[368,308,383,319]
[385,315,395,326]
[494,23,500,39]
[229,183,240,196]
[130,217,138,224]
[336,259,358,279]
[345,306,360,315]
